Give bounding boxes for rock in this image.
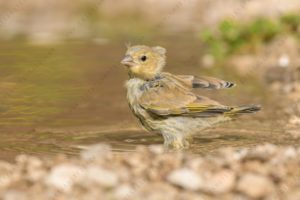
[26,168,46,182]
[148,145,164,154]
[269,146,297,166]
[15,155,28,166]
[289,116,300,126]
[114,184,134,199]
[167,168,201,191]
[138,182,177,200]
[0,143,298,199]
[0,161,15,188]
[201,54,215,68]
[80,144,111,161]
[86,166,118,188]
[187,158,205,171]
[237,173,275,198]
[278,54,290,68]
[228,55,257,76]
[26,156,43,169]
[244,143,277,162]
[25,156,45,182]
[282,147,297,159]
[287,129,300,139]
[243,160,269,175]
[287,190,300,200]
[3,190,27,200]
[264,66,291,84]
[178,192,210,200]
[199,170,236,194]
[45,164,84,192]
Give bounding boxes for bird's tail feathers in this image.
[225,105,261,117]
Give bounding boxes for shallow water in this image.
[0,38,293,160]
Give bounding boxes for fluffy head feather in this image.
[121,45,166,80]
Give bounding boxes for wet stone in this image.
[167,168,201,191]
[237,173,275,198]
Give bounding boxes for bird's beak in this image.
[121,55,134,67]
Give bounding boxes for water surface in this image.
[0,38,292,160]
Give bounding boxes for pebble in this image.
[80,144,111,161]
[278,54,290,68]
[167,168,201,191]
[114,184,134,199]
[45,164,84,192]
[85,166,118,188]
[0,144,298,199]
[237,173,275,198]
[199,170,236,194]
[0,162,15,188]
[289,116,300,126]
[3,190,27,200]
[287,129,300,139]
[149,145,164,154]
[201,54,215,68]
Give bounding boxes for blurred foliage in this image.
[281,13,300,32]
[201,13,300,60]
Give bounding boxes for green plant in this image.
[200,14,300,60]
[281,13,300,32]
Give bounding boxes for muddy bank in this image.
[0,143,299,200]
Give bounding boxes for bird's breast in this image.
[125,78,146,114]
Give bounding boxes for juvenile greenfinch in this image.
[121,45,260,149]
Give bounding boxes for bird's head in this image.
[121,45,166,80]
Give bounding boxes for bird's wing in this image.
[139,74,232,117]
[176,74,236,90]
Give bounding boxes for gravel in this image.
[0,143,299,199]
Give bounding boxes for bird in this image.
[121,45,261,149]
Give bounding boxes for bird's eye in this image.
[140,55,147,62]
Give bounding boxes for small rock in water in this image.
[287,129,300,139]
[201,54,215,68]
[167,168,201,191]
[149,145,164,154]
[80,143,111,161]
[244,143,277,162]
[237,173,274,198]
[289,116,300,126]
[278,54,290,68]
